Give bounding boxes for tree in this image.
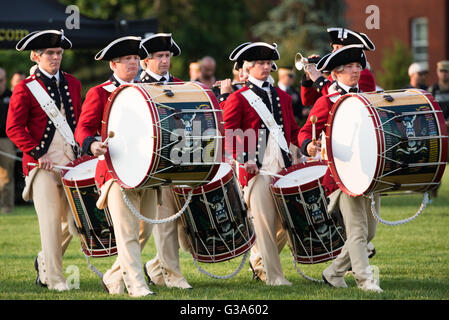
[251,0,346,76]
[376,39,412,90]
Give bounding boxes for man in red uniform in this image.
[301,27,376,107]
[75,36,158,297]
[138,33,192,290]
[7,30,81,291]
[223,42,300,285]
[298,44,382,292]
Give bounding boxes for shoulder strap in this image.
[26,79,76,146]
[240,89,290,154]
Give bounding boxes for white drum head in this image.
[107,86,155,188]
[274,165,328,188]
[210,163,231,182]
[63,158,98,181]
[330,96,377,195]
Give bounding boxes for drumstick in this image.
[99,131,115,161]
[238,164,298,183]
[28,162,88,171]
[310,115,317,146]
[102,131,115,147]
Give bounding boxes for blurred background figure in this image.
[10,71,26,91]
[429,60,449,122]
[429,60,449,164]
[0,67,15,214]
[277,66,303,125]
[196,56,216,88]
[405,62,429,90]
[189,61,200,81]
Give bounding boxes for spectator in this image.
[196,56,216,89]
[10,71,26,91]
[405,62,429,90]
[0,67,15,214]
[277,67,303,124]
[189,61,200,81]
[429,60,449,121]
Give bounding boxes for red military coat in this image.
[298,91,341,196]
[301,68,375,107]
[7,72,82,176]
[223,85,300,187]
[75,76,182,188]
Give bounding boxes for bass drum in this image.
[326,89,448,196]
[102,82,224,189]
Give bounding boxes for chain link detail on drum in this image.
[369,192,429,226]
[121,187,193,224]
[192,250,249,280]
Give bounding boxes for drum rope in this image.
[121,187,193,224]
[292,259,324,284]
[83,250,104,278]
[369,192,429,226]
[192,250,249,280]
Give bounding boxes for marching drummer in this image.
[6,30,82,291]
[301,27,376,107]
[139,33,193,290]
[298,44,383,292]
[222,42,300,286]
[74,36,158,297]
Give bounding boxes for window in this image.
[411,17,428,62]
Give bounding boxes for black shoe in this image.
[34,257,47,288]
[143,263,155,286]
[248,262,261,281]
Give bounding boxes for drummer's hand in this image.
[244,160,259,175]
[306,141,321,157]
[217,79,232,95]
[38,153,54,171]
[90,141,107,157]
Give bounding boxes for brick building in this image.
[344,0,449,85]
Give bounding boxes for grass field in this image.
[1,171,449,301]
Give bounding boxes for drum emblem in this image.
[397,115,428,155]
[295,194,325,224]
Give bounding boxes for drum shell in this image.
[173,165,255,263]
[102,82,223,189]
[271,162,346,264]
[326,89,448,196]
[62,155,117,258]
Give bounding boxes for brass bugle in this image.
[294,52,321,71]
[212,81,246,88]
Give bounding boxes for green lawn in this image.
[1,171,449,300]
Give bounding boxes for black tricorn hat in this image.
[230,42,280,62]
[95,36,146,61]
[327,27,375,51]
[316,44,366,72]
[16,29,72,51]
[140,33,181,57]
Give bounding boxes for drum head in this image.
[330,96,378,195]
[106,86,155,188]
[63,158,97,181]
[210,162,231,182]
[274,165,328,188]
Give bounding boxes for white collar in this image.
[39,67,59,82]
[337,81,359,93]
[146,69,170,82]
[248,75,270,90]
[113,73,134,85]
[277,82,288,91]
